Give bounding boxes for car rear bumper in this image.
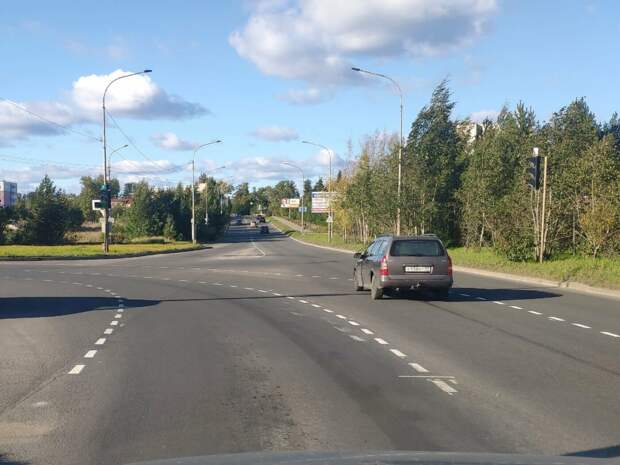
[380,275,453,289]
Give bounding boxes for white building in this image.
[0,181,18,208]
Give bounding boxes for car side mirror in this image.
[353,252,361,259]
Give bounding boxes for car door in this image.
[359,241,376,287]
[363,240,383,285]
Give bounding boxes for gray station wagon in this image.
[353,234,453,300]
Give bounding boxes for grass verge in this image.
[270,216,620,290]
[0,242,201,258]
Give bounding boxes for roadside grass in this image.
[0,242,200,258]
[270,216,620,289]
[449,247,620,290]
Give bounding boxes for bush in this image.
[129,236,166,244]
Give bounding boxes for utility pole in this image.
[191,141,222,245]
[301,140,333,242]
[539,153,549,263]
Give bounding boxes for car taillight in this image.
[447,255,453,276]
[380,255,389,276]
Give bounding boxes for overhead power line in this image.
[106,111,184,175]
[0,97,102,142]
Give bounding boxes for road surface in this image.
[1,221,618,465]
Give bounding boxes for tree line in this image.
[0,174,231,245]
[253,80,620,260]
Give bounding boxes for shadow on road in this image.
[565,444,620,458]
[0,453,29,465]
[381,287,561,302]
[0,297,158,319]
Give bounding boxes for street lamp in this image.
[302,140,333,242]
[352,66,404,235]
[191,140,222,245]
[107,144,129,179]
[102,69,152,253]
[281,161,305,233]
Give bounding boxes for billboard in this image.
[311,191,336,213]
[280,198,300,208]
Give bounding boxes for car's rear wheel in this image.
[354,271,364,291]
[370,275,383,300]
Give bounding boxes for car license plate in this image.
[405,266,432,273]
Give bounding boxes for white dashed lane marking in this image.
[323,308,334,313]
[374,338,389,345]
[298,299,308,304]
[390,349,407,358]
[430,379,458,395]
[528,311,542,315]
[409,363,429,373]
[68,364,85,374]
[349,335,365,342]
[347,320,360,326]
[336,314,347,320]
[104,328,114,335]
[95,338,106,345]
[110,320,119,326]
[361,328,374,335]
[601,331,620,338]
[311,304,321,308]
[84,350,97,359]
[548,316,565,321]
[572,323,591,329]
[510,305,523,309]
[493,301,505,305]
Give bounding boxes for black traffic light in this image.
[527,156,541,190]
[100,184,112,209]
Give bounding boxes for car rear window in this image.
[390,240,444,257]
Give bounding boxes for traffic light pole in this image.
[539,155,549,263]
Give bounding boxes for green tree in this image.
[21,175,76,244]
[123,181,157,238]
[231,183,251,215]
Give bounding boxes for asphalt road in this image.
[0,221,618,465]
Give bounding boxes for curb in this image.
[271,219,620,301]
[0,245,209,262]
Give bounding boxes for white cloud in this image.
[151,132,198,151]
[0,70,208,145]
[251,125,299,141]
[71,69,208,121]
[226,151,345,184]
[230,0,498,85]
[470,109,499,123]
[110,159,185,175]
[277,87,332,105]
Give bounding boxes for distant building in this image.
[111,196,133,208]
[0,181,17,208]
[457,122,484,144]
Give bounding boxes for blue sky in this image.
[1,0,619,193]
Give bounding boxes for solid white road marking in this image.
[493,301,505,305]
[349,335,365,342]
[548,316,565,321]
[84,350,97,358]
[336,314,347,319]
[510,305,523,309]
[374,338,389,345]
[408,362,429,373]
[601,331,620,338]
[104,328,114,335]
[361,328,374,335]
[347,320,360,326]
[95,338,106,345]
[431,379,458,395]
[110,321,119,326]
[68,364,85,374]
[323,308,334,313]
[528,310,542,315]
[572,323,591,329]
[390,349,407,358]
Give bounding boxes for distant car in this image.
[353,234,453,300]
[259,225,269,234]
